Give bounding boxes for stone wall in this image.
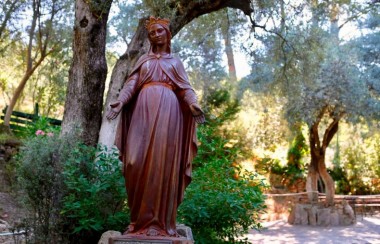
[288,202,356,226]
[261,191,357,226]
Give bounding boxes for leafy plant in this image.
[0,132,16,143]
[24,116,60,138]
[286,130,308,173]
[178,158,266,243]
[178,89,266,243]
[16,131,129,244]
[16,132,66,243]
[62,144,129,242]
[254,130,308,190]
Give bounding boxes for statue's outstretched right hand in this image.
[106,101,123,120]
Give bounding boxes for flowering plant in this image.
[35,129,54,137]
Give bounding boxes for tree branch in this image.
[0,0,20,40]
[309,106,328,153]
[170,0,253,36]
[338,3,378,29]
[322,113,344,150]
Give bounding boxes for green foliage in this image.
[0,132,15,143]
[178,89,266,243]
[329,166,351,194]
[174,12,228,94]
[17,132,66,243]
[352,11,380,114]
[143,0,174,17]
[108,1,145,46]
[256,127,308,183]
[244,1,380,127]
[285,129,308,180]
[255,130,308,188]
[86,0,113,17]
[255,156,305,187]
[193,89,250,168]
[340,146,371,195]
[178,161,266,243]
[16,132,129,243]
[62,145,129,239]
[329,130,380,195]
[24,117,60,138]
[0,0,73,118]
[287,130,308,168]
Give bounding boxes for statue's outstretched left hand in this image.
[189,103,205,124]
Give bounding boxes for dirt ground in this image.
[243,215,380,244]
[0,192,25,227]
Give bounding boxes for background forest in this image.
[0,0,380,243]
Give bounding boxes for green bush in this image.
[254,130,307,188]
[178,158,266,243]
[286,130,307,180]
[62,144,129,242]
[178,89,266,243]
[16,131,129,243]
[16,132,66,243]
[30,117,60,135]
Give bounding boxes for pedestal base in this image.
[108,225,194,244]
[109,236,193,244]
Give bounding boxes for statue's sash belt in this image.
[142,82,174,91]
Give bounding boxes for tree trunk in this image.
[307,151,335,205]
[307,112,340,206]
[98,0,254,146]
[3,0,40,127]
[221,10,237,83]
[3,58,45,126]
[329,2,340,44]
[98,18,150,148]
[318,157,335,206]
[61,0,113,146]
[306,161,319,204]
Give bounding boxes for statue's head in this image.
[145,16,171,53]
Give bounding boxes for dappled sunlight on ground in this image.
[244,216,380,244]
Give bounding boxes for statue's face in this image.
[148,24,168,46]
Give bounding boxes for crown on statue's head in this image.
[145,16,170,30]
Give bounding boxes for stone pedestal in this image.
[109,236,193,244]
[108,225,194,244]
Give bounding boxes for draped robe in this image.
[115,52,198,236]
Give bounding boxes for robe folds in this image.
[115,52,198,236]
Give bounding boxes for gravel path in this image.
[244,216,380,244]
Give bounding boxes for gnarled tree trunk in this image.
[307,108,341,206]
[61,0,113,145]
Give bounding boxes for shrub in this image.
[62,144,129,243]
[16,131,129,243]
[16,132,66,243]
[286,130,307,180]
[178,89,266,243]
[178,158,266,243]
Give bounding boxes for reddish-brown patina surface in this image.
[106,16,205,238]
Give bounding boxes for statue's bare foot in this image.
[123,223,135,235]
[146,227,160,236]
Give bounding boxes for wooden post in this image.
[33,103,39,122]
